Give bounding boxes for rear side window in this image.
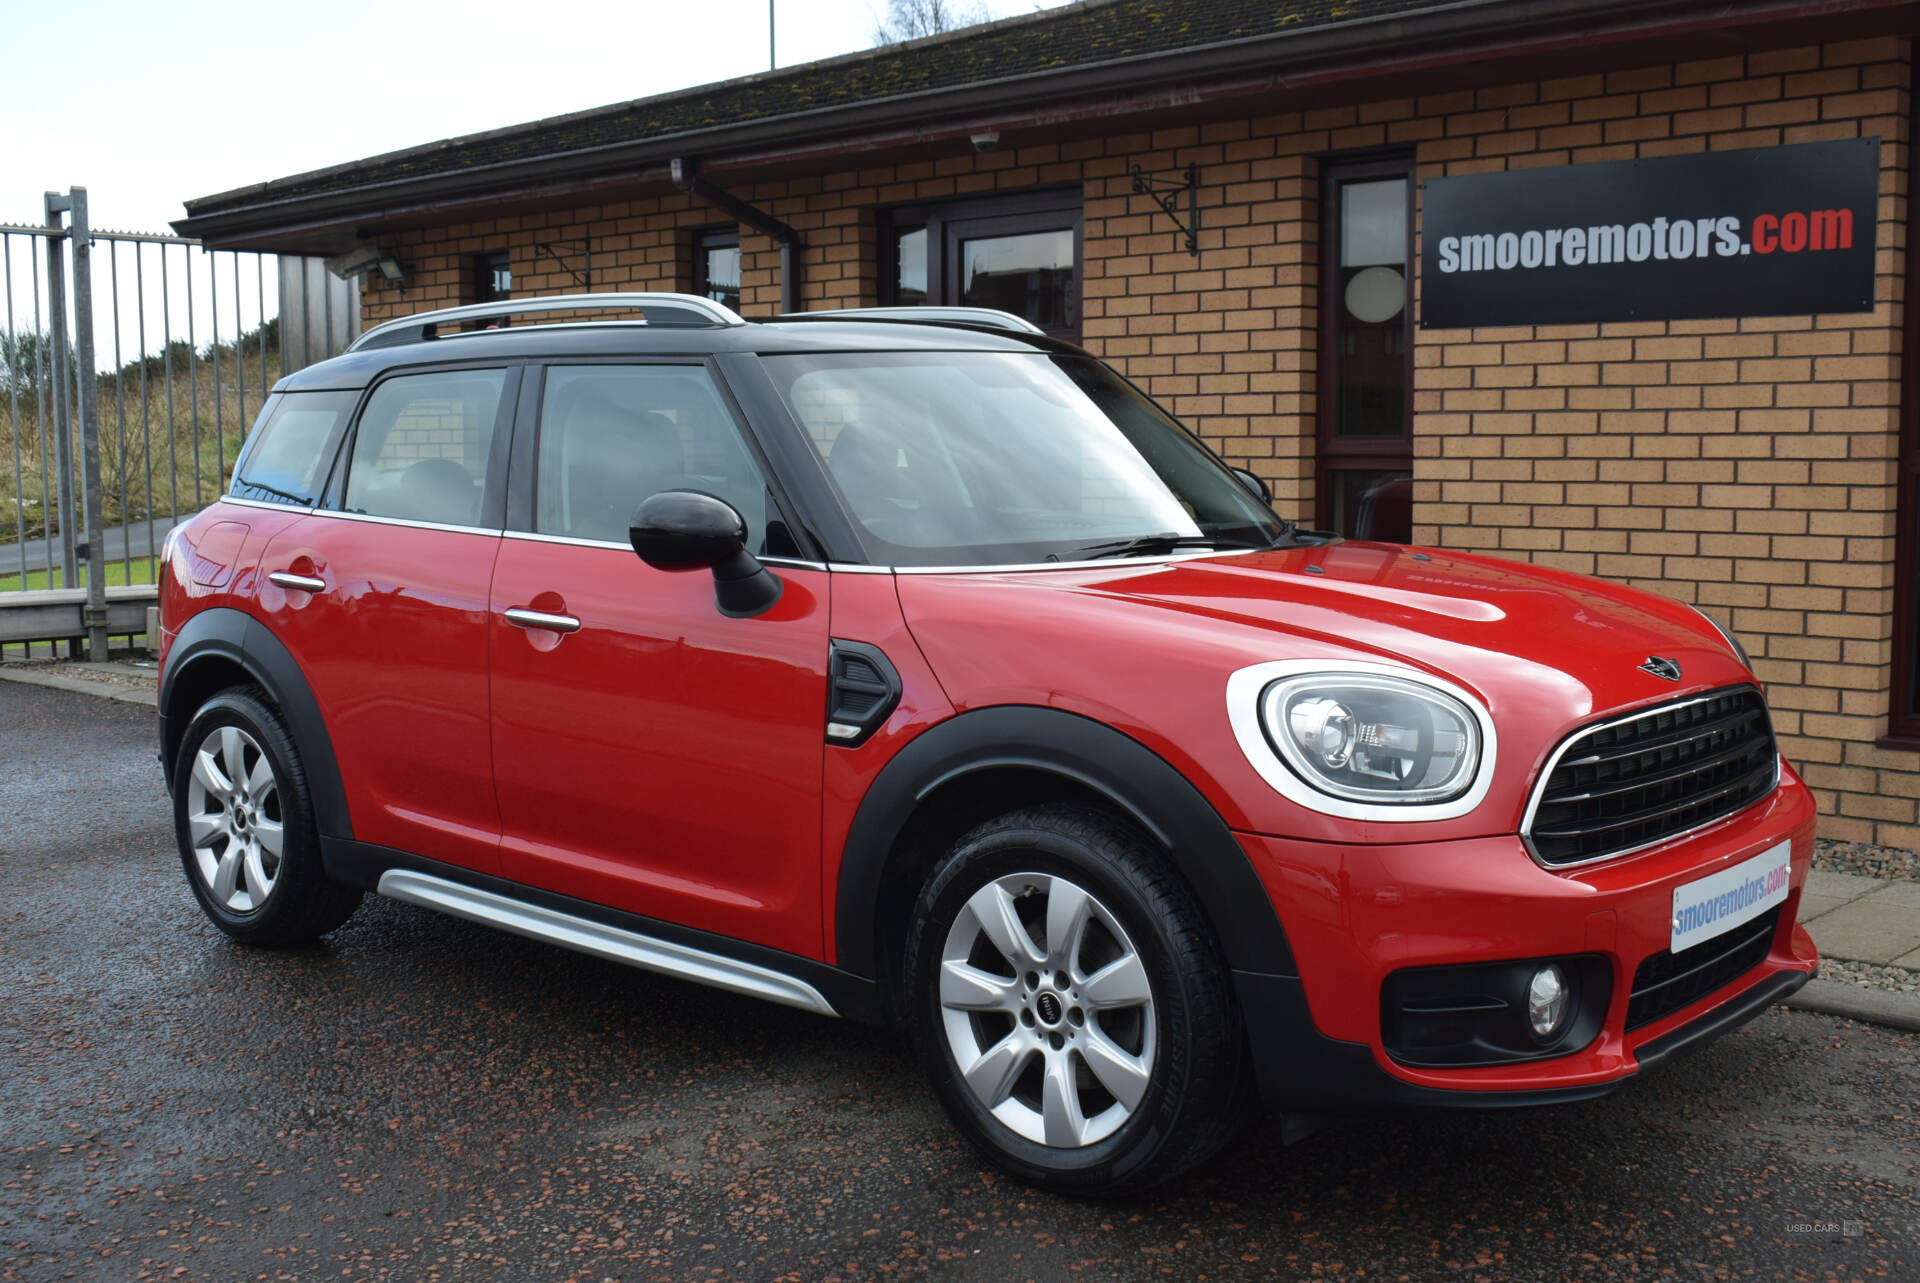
[230,392,354,506]
[343,370,508,527]
[535,365,778,552]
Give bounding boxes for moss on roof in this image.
[187,0,1438,214]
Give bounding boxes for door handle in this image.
[503,607,581,634]
[268,571,327,593]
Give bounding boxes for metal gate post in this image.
[42,193,77,599]
[69,189,108,659]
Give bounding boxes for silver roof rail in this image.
[348,292,747,352]
[775,306,1046,335]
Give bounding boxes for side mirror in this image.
[1233,467,1272,504]
[629,490,783,618]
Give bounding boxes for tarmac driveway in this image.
[1,680,1914,1281]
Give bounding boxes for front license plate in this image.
[1670,839,1792,953]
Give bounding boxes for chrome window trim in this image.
[498,529,829,572]
[309,507,504,537]
[1224,658,1499,823]
[1518,686,1781,870]
[376,869,836,1016]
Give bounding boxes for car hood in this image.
[891,540,1755,841]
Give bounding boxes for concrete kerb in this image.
[0,662,157,707]
[1784,979,1920,1033]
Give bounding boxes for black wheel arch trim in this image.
[834,704,1298,981]
[158,606,353,840]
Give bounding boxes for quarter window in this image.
[535,365,777,553]
[231,391,354,506]
[343,370,508,527]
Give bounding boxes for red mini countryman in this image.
[159,294,1818,1194]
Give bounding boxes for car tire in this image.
[171,687,362,945]
[904,803,1248,1196]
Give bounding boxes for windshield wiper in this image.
[232,479,311,506]
[1076,532,1275,560]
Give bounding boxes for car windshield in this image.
[763,351,1291,566]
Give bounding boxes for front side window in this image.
[765,351,1286,566]
[535,365,779,554]
[230,391,355,506]
[343,370,507,527]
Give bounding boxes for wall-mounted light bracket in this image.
[1130,162,1200,256]
[534,237,591,289]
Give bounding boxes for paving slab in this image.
[1797,892,1852,922]
[1868,881,1920,909]
[1806,898,1920,965]
[1804,870,1887,902]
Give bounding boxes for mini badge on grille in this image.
[1639,656,1683,682]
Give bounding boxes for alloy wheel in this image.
[937,871,1158,1147]
[184,725,284,913]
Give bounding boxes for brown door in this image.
[1318,157,1415,542]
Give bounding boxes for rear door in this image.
[487,360,831,957]
[254,365,518,874]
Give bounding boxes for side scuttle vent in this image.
[826,640,902,747]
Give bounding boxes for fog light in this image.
[1527,965,1569,1038]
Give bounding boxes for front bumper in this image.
[1233,769,1820,1113]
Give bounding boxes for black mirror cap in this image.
[630,490,747,570]
[629,490,783,618]
[1233,466,1272,504]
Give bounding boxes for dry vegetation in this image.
[1,321,285,547]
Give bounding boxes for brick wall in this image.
[356,36,1920,848]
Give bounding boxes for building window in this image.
[1318,157,1414,542]
[474,251,511,304]
[883,190,1081,340]
[695,228,742,312]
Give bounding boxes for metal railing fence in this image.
[1,187,358,658]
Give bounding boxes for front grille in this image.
[1526,687,1777,866]
[1626,906,1780,1031]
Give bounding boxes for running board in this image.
[375,869,838,1017]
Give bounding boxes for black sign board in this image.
[1420,139,1879,328]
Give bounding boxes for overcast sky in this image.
[1,0,1064,234]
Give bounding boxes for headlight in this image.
[1688,605,1750,667]
[1259,673,1482,804]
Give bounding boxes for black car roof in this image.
[276,318,1075,392]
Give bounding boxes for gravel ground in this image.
[5,679,1920,1282]
[1820,958,1920,995]
[1812,837,1920,883]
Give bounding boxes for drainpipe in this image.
[670,158,804,314]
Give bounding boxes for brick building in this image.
[177,0,1920,849]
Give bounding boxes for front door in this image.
[253,365,517,874]
[488,362,830,958]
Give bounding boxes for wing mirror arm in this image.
[1232,467,1272,505]
[629,490,784,618]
